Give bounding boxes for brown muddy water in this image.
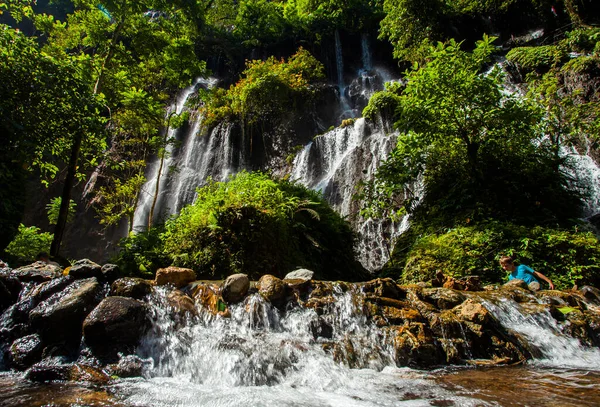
[2,366,600,407]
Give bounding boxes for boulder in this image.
[155,266,196,288]
[309,317,333,339]
[110,277,153,300]
[9,334,44,370]
[100,263,120,282]
[106,354,147,378]
[456,299,491,325]
[421,288,466,310]
[258,274,286,304]
[83,296,150,360]
[29,277,101,344]
[362,278,403,299]
[284,269,314,281]
[167,289,198,317]
[579,286,600,304]
[221,273,250,304]
[25,363,109,384]
[13,262,62,283]
[68,259,102,279]
[191,283,227,316]
[0,271,22,311]
[503,279,529,290]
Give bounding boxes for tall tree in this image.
[363,36,583,227]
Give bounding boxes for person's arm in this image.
[533,271,555,290]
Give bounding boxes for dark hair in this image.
[499,255,514,265]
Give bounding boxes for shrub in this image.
[506,45,568,71]
[162,171,366,280]
[4,224,53,265]
[386,221,600,289]
[114,225,170,278]
[202,48,325,129]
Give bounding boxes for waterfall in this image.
[334,30,352,119]
[290,119,403,270]
[483,297,600,369]
[132,77,248,231]
[361,33,372,72]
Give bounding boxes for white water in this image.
[483,297,600,369]
[113,287,489,407]
[290,119,403,270]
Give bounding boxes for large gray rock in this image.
[284,269,314,281]
[83,296,150,360]
[68,259,102,279]
[30,277,101,344]
[221,273,250,304]
[101,263,120,282]
[110,277,153,300]
[0,270,22,311]
[13,261,62,283]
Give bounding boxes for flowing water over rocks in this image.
[3,262,600,405]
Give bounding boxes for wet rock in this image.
[362,278,403,299]
[0,271,22,311]
[68,259,102,279]
[13,262,62,283]
[258,274,286,304]
[29,278,101,344]
[167,289,198,317]
[579,286,600,304]
[155,266,196,288]
[421,288,466,310]
[284,269,314,281]
[503,279,529,290]
[25,363,72,382]
[9,334,44,370]
[110,277,153,300]
[100,264,120,283]
[83,296,150,360]
[106,354,146,378]
[443,275,483,292]
[25,363,109,384]
[221,273,250,304]
[309,317,333,339]
[455,299,491,325]
[388,323,443,367]
[191,282,224,315]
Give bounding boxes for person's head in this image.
[499,255,516,271]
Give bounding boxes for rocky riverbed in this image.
[2,259,600,406]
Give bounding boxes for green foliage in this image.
[506,45,568,71]
[161,171,365,280]
[114,225,169,277]
[362,81,403,124]
[203,48,325,128]
[5,224,53,264]
[47,197,77,225]
[386,221,600,290]
[362,37,582,227]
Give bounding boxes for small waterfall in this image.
[132,78,247,231]
[361,33,372,72]
[334,30,352,118]
[114,287,487,407]
[290,119,402,271]
[483,297,600,369]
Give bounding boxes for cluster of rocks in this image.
[2,259,600,384]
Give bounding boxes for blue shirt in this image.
[508,264,539,284]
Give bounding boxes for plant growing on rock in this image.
[161,171,366,280]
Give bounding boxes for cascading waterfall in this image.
[334,30,352,118]
[113,287,488,407]
[132,77,247,231]
[290,118,406,270]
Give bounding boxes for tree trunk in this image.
[148,114,173,230]
[50,132,83,257]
